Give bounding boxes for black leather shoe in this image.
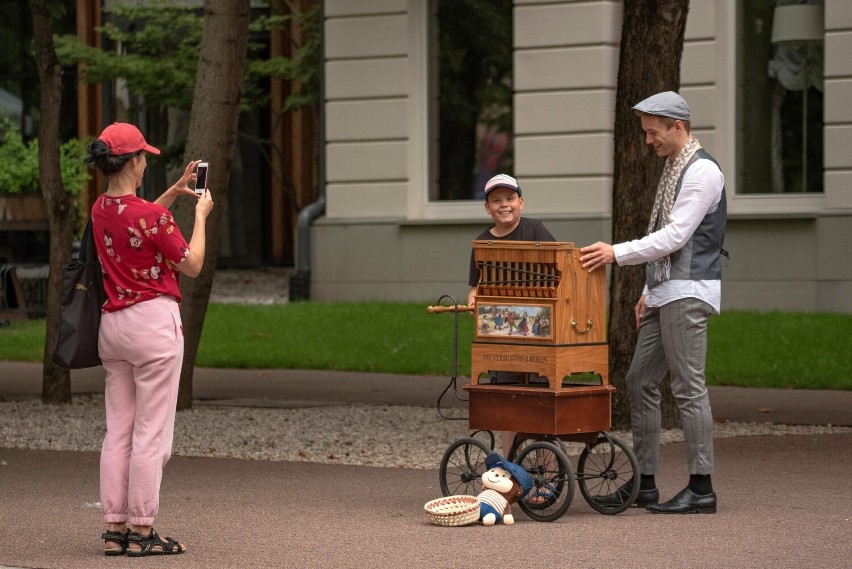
[594,482,659,507]
[646,487,717,514]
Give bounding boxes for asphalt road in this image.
[2,362,851,568]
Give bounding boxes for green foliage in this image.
[0,127,38,194]
[0,116,91,197]
[2,305,849,391]
[54,1,202,110]
[54,1,321,115]
[245,6,321,112]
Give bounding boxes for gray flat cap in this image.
[632,91,691,121]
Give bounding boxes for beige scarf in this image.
[647,137,702,285]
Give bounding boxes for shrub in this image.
[0,120,90,198]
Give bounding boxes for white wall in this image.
[324,0,411,219]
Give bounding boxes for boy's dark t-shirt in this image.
[468,217,556,286]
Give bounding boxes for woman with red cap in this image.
[84,122,213,556]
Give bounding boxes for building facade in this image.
[312,0,852,313]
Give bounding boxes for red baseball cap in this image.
[98,122,161,155]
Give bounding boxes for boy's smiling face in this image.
[484,186,524,235]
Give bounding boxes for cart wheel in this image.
[508,435,567,463]
[439,437,491,497]
[577,433,639,515]
[468,430,496,451]
[517,441,575,522]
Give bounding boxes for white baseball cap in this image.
[483,174,522,197]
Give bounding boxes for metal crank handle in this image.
[426,304,475,314]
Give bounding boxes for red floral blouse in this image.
[92,194,190,312]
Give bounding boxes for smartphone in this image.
[194,162,209,195]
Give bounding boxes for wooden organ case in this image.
[464,240,614,437]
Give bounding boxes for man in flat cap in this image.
[579,91,727,514]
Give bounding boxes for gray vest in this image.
[646,148,727,289]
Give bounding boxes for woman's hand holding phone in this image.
[194,162,209,195]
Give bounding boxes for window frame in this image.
[406,0,508,221]
[727,0,826,217]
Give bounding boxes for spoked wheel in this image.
[469,430,496,452]
[507,434,566,462]
[577,433,639,515]
[516,441,575,522]
[439,437,491,497]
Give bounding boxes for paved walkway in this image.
[3,362,851,426]
[1,362,851,568]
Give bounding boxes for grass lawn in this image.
[1,304,849,390]
[706,311,851,390]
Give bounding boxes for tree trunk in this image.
[610,0,690,430]
[173,0,251,410]
[31,0,76,404]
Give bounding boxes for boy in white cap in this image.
[467,173,556,306]
[580,91,727,514]
[467,174,556,456]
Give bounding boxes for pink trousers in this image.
[98,296,183,526]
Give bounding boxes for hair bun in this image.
[90,139,110,156]
[84,139,110,165]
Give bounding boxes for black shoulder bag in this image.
[52,218,107,369]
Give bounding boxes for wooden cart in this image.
[432,241,639,520]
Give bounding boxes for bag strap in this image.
[79,218,97,263]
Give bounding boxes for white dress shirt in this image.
[612,158,725,313]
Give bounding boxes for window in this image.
[739,0,824,194]
[431,0,513,201]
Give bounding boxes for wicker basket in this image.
[424,495,480,527]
